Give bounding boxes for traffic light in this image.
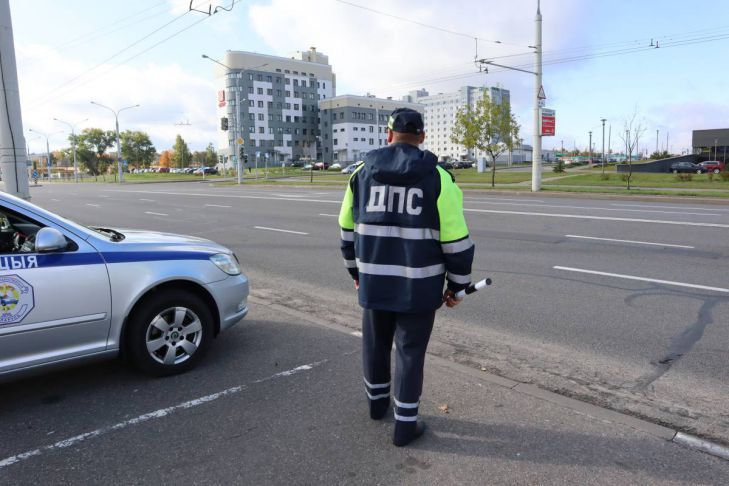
[239,146,245,160]
[220,117,229,131]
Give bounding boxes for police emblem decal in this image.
[0,275,34,325]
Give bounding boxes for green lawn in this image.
[543,172,729,189]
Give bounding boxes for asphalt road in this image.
[3,182,727,464]
[24,182,729,442]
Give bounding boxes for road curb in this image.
[249,293,729,462]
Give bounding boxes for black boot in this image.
[393,420,427,447]
[370,397,390,420]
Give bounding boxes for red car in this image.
[698,161,725,174]
[313,162,329,170]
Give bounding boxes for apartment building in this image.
[318,95,423,164]
[214,47,335,165]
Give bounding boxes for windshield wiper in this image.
[91,227,125,241]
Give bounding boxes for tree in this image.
[205,143,218,167]
[159,150,172,168]
[650,150,670,160]
[171,134,192,168]
[451,92,520,187]
[617,108,647,190]
[121,130,156,169]
[70,128,115,175]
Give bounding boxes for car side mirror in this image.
[35,227,68,253]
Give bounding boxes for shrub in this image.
[720,171,729,182]
[553,160,565,173]
[620,173,630,182]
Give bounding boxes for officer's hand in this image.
[354,279,359,290]
[443,289,462,308]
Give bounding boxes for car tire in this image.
[126,289,214,377]
[673,169,678,174]
[714,169,720,174]
[696,169,702,174]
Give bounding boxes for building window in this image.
[258,127,264,133]
[276,90,282,96]
[248,100,254,107]
[303,129,308,135]
[277,102,282,109]
[249,126,255,133]
[257,74,262,81]
[276,114,282,121]
[285,91,291,97]
[285,78,290,85]
[369,138,374,145]
[340,112,344,119]
[354,138,358,142]
[268,114,273,121]
[301,80,307,88]
[248,86,254,94]
[267,89,273,95]
[286,115,291,122]
[257,101,264,108]
[269,127,273,134]
[248,74,253,81]
[369,126,373,133]
[294,91,300,98]
[323,82,326,89]
[285,128,291,134]
[257,88,263,95]
[266,75,272,82]
[268,101,273,108]
[287,140,292,147]
[277,127,283,133]
[258,114,264,121]
[248,113,254,121]
[353,127,358,132]
[276,76,281,82]
[294,104,299,110]
[285,103,291,109]
[275,69,281,73]
[334,139,338,146]
[294,129,300,135]
[368,113,373,120]
[294,116,300,123]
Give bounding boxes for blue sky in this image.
[10,0,729,154]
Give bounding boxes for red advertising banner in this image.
[541,108,555,137]
[218,90,226,108]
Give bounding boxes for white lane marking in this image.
[611,203,729,213]
[109,189,340,205]
[51,199,61,202]
[139,198,155,202]
[464,197,545,203]
[254,226,308,235]
[554,266,729,294]
[464,208,729,229]
[0,360,327,470]
[272,193,307,198]
[144,211,168,217]
[319,214,338,217]
[85,204,100,207]
[205,204,232,208]
[463,200,719,217]
[350,331,363,337]
[565,235,695,249]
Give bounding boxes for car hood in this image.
[93,228,231,255]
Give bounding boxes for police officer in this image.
[338,108,475,447]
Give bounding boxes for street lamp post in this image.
[588,131,592,166]
[90,102,140,183]
[28,128,61,182]
[202,54,268,185]
[53,117,87,182]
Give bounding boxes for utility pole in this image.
[531,0,542,191]
[90,101,140,183]
[600,118,606,175]
[0,0,31,199]
[608,124,612,160]
[588,131,592,166]
[655,129,659,154]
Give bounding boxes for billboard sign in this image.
[540,108,555,137]
[218,90,226,108]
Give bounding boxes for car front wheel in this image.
[127,289,214,376]
[673,169,678,174]
[714,168,720,174]
[696,169,702,174]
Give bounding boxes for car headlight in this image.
[210,253,241,276]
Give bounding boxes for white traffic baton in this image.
[454,278,492,300]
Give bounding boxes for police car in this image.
[0,191,249,380]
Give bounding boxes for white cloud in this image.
[16,44,217,153]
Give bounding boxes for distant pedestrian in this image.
[338,108,474,446]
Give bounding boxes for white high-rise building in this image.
[404,86,510,161]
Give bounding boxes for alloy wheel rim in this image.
[145,307,203,365]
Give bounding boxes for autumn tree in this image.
[205,143,218,167]
[68,128,115,175]
[121,130,156,168]
[171,134,192,168]
[159,150,172,168]
[451,92,520,187]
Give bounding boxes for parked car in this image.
[453,160,474,169]
[438,161,454,170]
[341,163,359,174]
[329,163,342,170]
[158,167,170,173]
[291,161,305,168]
[194,167,218,175]
[669,162,700,174]
[0,192,249,380]
[302,164,313,171]
[313,162,329,170]
[698,161,725,174]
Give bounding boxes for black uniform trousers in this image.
[362,308,436,425]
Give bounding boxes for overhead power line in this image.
[333,0,527,48]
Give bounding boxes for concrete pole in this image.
[588,131,592,166]
[655,129,659,154]
[0,0,30,199]
[115,116,123,183]
[235,74,242,184]
[531,0,542,192]
[600,118,606,174]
